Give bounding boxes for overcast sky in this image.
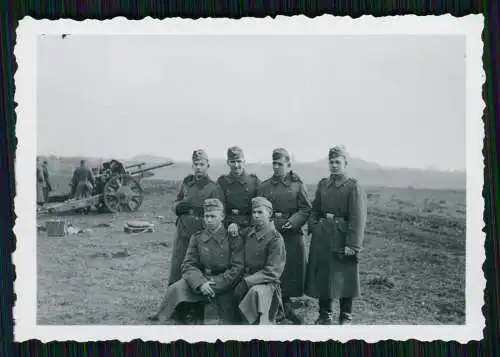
[37,35,465,170]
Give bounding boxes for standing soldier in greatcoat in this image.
[168,149,225,286]
[36,158,46,206]
[257,148,312,324]
[305,145,368,325]
[216,146,260,237]
[149,198,244,324]
[42,160,52,202]
[234,197,286,324]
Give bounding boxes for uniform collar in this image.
[249,221,276,241]
[187,174,210,187]
[271,172,291,187]
[328,173,348,188]
[201,224,226,243]
[227,170,247,184]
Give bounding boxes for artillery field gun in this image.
[38,159,174,216]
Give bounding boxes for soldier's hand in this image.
[344,246,357,256]
[200,281,215,298]
[282,221,293,231]
[228,223,239,237]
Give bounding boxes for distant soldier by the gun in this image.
[70,159,96,199]
[168,149,225,286]
[42,160,52,202]
[216,146,260,237]
[305,145,368,325]
[36,157,46,206]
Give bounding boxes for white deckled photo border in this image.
[13,14,485,343]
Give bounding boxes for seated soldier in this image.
[149,198,244,324]
[233,197,287,325]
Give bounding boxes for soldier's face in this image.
[228,159,245,175]
[329,156,347,175]
[204,210,223,231]
[272,158,290,177]
[192,160,208,176]
[252,206,271,227]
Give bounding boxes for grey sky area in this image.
[37,35,465,170]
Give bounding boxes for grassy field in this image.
[37,178,466,325]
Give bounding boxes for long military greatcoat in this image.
[158,225,244,323]
[36,165,45,204]
[305,174,367,299]
[216,171,260,230]
[237,222,286,324]
[42,165,52,201]
[168,175,224,285]
[257,171,312,298]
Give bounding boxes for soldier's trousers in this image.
[319,297,353,314]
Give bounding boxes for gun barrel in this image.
[129,161,174,175]
[125,162,146,170]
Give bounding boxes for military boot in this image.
[192,304,206,325]
[314,310,334,325]
[283,300,303,325]
[338,312,353,325]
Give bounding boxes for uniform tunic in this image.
[238,222,286,324]
[305,174,367,299]
[168,175,224,285]
[257,171,312,297]
[158,226,244,323]
[216,171,260,230]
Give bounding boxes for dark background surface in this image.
[2,0,498,356]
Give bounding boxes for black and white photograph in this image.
[14,16,484,342]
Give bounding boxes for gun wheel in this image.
[102,175,144,213]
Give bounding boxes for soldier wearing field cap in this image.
[257,148,312,324]
[234,196,286,324]
[149,198,244,324]
[168,149,225,286]
[305,145,368,325]
[217,146,260,236]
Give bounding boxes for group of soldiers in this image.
[149,145,368,325]
[36,158,97,205]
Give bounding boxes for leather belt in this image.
[273,212,291,219]
[319,212,345,221]
[204,268,225,276]
[227,208,249,216]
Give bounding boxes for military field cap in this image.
[272,148,290,161]
[329,145,348,160]
[192,149,209,162]
[227,146,244,160]
[252,196,273,211]
[204,198,224,212]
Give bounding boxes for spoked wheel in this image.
[102,175,144,213]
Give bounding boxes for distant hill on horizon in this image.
[38,154,466,190]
